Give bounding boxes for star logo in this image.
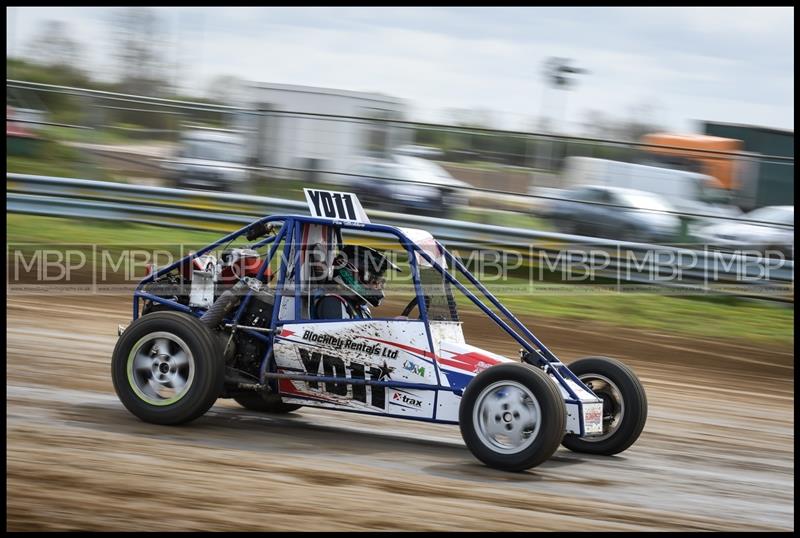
[376,360,395,381]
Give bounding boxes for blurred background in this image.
[6,7,794,245]
[6,8,795,531]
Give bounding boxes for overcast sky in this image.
[6,6,795,133]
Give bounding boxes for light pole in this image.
[533,57,588,182]
[541,57,588,135]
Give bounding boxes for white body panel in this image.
[273,320,436,419]
[429,321,465,349]
[270,317,601,431]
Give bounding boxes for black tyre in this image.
[111,311,224,425]
[141,301,178,316]
[561,356,647,455]
[459,362,566,472]
[233,392,303,413]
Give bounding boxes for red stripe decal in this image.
[441,350,501,372]
[360,336,437,360]
[437,357,472,370]
[278,376,340,403]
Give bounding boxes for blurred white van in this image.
[560,157,740,219]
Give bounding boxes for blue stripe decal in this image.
[439,369,474,391]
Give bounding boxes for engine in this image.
[140,248,276,381]
[227,287,275,377]
[141,248,270,311]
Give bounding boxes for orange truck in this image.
[639,133,752,192]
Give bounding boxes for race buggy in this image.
[111,189,647,472]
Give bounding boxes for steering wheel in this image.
[400,296,429,318]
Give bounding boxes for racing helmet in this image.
[332,244,401,307]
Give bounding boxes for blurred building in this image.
[701,121,794,210]
[234,82,410,181]
[638,122,794,211]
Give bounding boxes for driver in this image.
[313,244,400,320]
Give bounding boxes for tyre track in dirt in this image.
[6,295,794,531]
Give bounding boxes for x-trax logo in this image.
[402,359,425,377]
[391,392,422,408]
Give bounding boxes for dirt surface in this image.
[6,294,794,531]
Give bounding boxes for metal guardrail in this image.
[6,173,794,301]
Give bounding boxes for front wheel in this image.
[561,356,647,455]
[111,311,223,425]
[459,362,566,472]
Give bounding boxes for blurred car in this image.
[162,129,249,191]
[7,106,45,157]
[7,106,47,132]
[340,154,471,217]
[691,205,794,258]
[541,185,681,243]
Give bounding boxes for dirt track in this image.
[6,295,794,531]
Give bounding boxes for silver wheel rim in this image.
[473,380,541,454]
[580,373,624,441]
[127,332,195,406]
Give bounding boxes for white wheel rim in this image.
[127,332,195,406]
[473,380,542,454]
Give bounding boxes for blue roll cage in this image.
[133,214,597,431]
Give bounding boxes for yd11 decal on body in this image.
[298,347,393,409]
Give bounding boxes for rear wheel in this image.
[459,362,566,472]
[561,356,647,455]
[111,311,223,425]
[233,392,303,414]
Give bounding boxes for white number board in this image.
[304,188,370,223]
